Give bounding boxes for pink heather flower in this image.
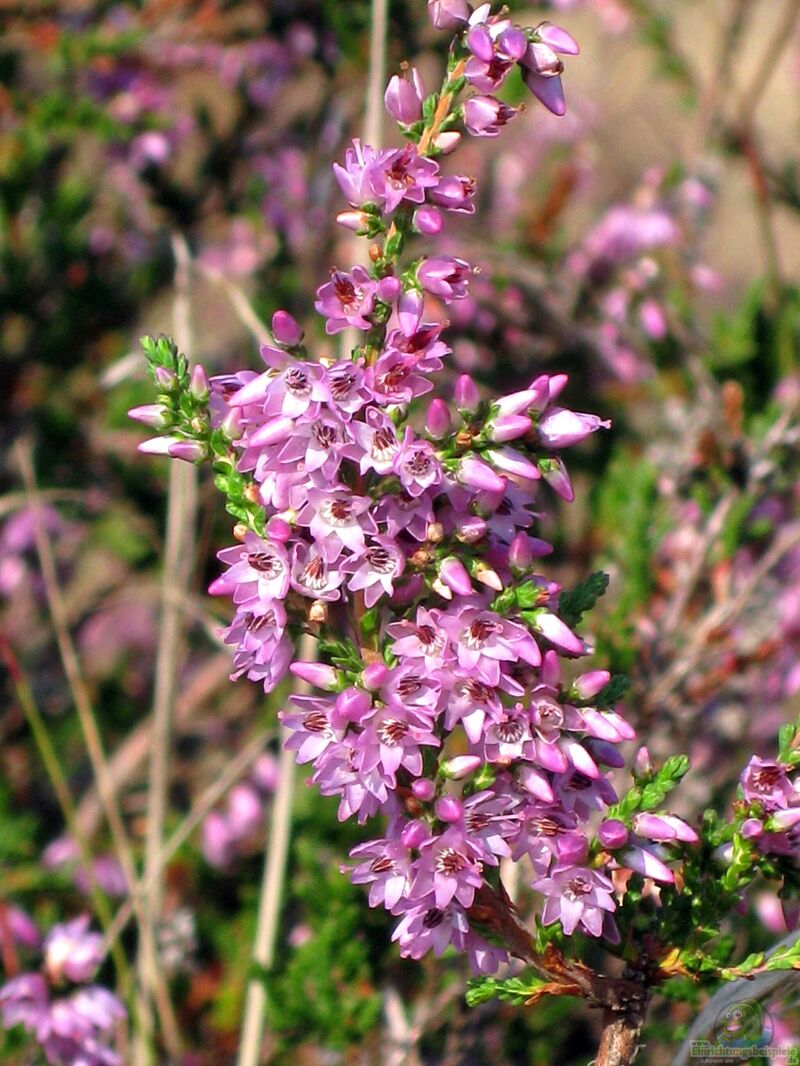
[210,534,290,603]
[417,256,471,302]
[343,537,405,607]
[598,819,629,849]
[368,145,440,213]
[393,428,443,497]
[314,267,377,334]
[347,838,412,909]
[520,26,579,117]
[741,757,795,809]
[534,865,616,936]
[429,175,476,214]
[43,916,104,985]
[299,487,376,561]
[384,68,426,124]
[464,95,520,137]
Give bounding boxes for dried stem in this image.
[137,232,197,1061]
[102,725,275,954]
[13,439,180,1062]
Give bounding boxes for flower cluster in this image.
[133,1,702,977]
[740,757,800,859]
[0,916,124,1066]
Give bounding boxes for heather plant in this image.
[124,4,800,1065]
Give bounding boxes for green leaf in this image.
[558,572,609,628]
[466,973,549,1008]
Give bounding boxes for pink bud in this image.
[384,69,425,124]
[435,796,464,822]
[411,779,436,802]
[377,275,401,303]
[622,847,674,883]
[439,556,474,596]
[413,205,443,235]
[457,455,506,493]
[486,446,541,481]
[741,818,764,840]
[598,819,629,849]
[265,516,293,542]
[249,416,296,447]
[189,364,210,401]
[530,610,584,655]
[488,414,532,443]
[454,374,480,414]
[432,131,461,154]
[508,532,533,574]
[129,404,169,430]
[362,661,390,691]
[427,0,469,30]
[334,687,372,724]
[573,670,611,700]
[517,764,554,802]
[440,755,481,779]
[167,438,205,462]
[456,515,487,543]
[290,661,339,689]
[337,209,370,232]
[539,456,574,501]
[272,309,304,346]
[770,808,800,831]
[425,398,452,439]
[535,22,580,56]
[401,819,430,848]
[633,746,652,777]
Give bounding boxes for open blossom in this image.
[0,917,125,1066]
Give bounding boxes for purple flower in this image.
[0,918,125,1066]
[741,757,796,809]
[368,145,440,214]
[534,864,616,936]
[343,537,405,607]
[315,267,377,334]
[417,256,471,302]
[464,95,521,137]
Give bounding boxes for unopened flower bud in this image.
[413,205,443,235]
[440,755,481,780]
[362,661,390,691]
[189,364,210,401]
[411,779,436,802]
[573,670,611,700]
[598,819,629,849]
[309,600,328,624]
[457,455,506,493]
[384,68,425,124]
[129,404,169,430]
[425,398,452,439]
[272,309,304,346]
[335,687,372,724]
[377,275,401,302]
[290,661,339,689]
[427,0,469,30]
[154,366,178,392]
[439,556,474,596]
[454,374,480,415]
[167,438,205,463]
[741,818,764,840]
[401,819,429,848]
[488,414,532,443]
[633,746,652,777]
[456,515,487,543]
[433,131,461,154]
[266,515,293,542]
[557,832,588,864]
[435,796,463,823]
[474,562,502,591]
[337,209,370,233]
